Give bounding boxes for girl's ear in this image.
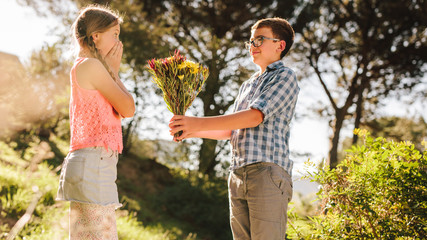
[91,33,100,44]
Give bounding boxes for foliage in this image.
[155,169,231,240]
[0,135,204,240]
[294,0,427,168]
[288,129,427,239]
[117,211,196,240]
[75,0,306,175]
[340,117,427,160]
[20,0,427,176]
[20,0,315,176]
[0,138,68,239]
[157,0,305,175]
[0,46,68,140]
[362,117,427,152]
[118,148,231,239]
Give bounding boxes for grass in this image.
[0,133,231,240]
[0,134,174,240]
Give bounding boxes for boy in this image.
[169,17,299,240]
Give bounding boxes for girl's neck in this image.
[78,48,93,58]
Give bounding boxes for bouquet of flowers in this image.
[147,50,209,138]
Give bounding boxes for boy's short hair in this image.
[251,17,295,58]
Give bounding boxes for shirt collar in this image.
[254,60,284,78]
[266,60,284,72]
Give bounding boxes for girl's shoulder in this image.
[75,58,108,90]
[76,58,108,79]
[76,57,104,72]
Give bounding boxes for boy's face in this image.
[249,27,284,69]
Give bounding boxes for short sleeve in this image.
[249,68,299,121]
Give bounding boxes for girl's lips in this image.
[251,51,260,56]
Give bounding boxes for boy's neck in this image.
[258,58,281,74]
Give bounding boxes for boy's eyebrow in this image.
[250,35,266,41]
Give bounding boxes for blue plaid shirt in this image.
[230,60,299,176]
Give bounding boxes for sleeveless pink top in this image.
[69,57,123,153]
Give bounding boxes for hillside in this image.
[0,132,231,240]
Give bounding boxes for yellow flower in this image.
[178,62,187,70]
[192,66,200,74]
[178,75,184,80]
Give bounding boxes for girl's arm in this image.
[104,41,134,105]
[77,41,135,118]
[112,71,134,103]
[76,59,135,118]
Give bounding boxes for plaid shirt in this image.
[230,60,299,176]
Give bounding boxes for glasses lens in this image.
[245,42,251,50]
[253,37,263,47]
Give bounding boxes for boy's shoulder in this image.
[266,61,296,80]
[244,61,296,83]
[268,60,293,72]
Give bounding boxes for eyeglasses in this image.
[245,36,281,50]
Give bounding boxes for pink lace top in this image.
[69,57,123,153]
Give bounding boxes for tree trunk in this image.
[198,139,218,176]
[328,109,346,169]
[353,88,364,144]
[122,118,136,155]
[197,45,222,176]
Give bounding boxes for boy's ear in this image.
[278,40,286,52]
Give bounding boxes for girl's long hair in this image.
[72,5,122,82]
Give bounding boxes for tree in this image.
[0,51,31,138]
[0,44,70,140]
[294,0,427,168]
[362,117,427,150]
[136,0,310,175]
[69,0,309,176]
[340,116,427,161]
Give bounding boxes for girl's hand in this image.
[105,41,123,74]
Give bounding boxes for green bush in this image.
[288,129,427,240]
[156,170,232,240]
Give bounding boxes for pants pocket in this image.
[268,166,285,193]
[64,155,85,184]
[269,166,293,204]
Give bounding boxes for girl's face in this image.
[92,24,120,57]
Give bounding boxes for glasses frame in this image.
[245,36,281,50]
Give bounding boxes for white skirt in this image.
[56,147,122,209]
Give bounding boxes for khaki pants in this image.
[228,162,293,240]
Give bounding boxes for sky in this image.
[1,0,425,183]
[0,1,63,60]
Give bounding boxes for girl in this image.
[56,5,135,240]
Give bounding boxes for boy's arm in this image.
[184,130,232,141]
[169,108,264,141]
